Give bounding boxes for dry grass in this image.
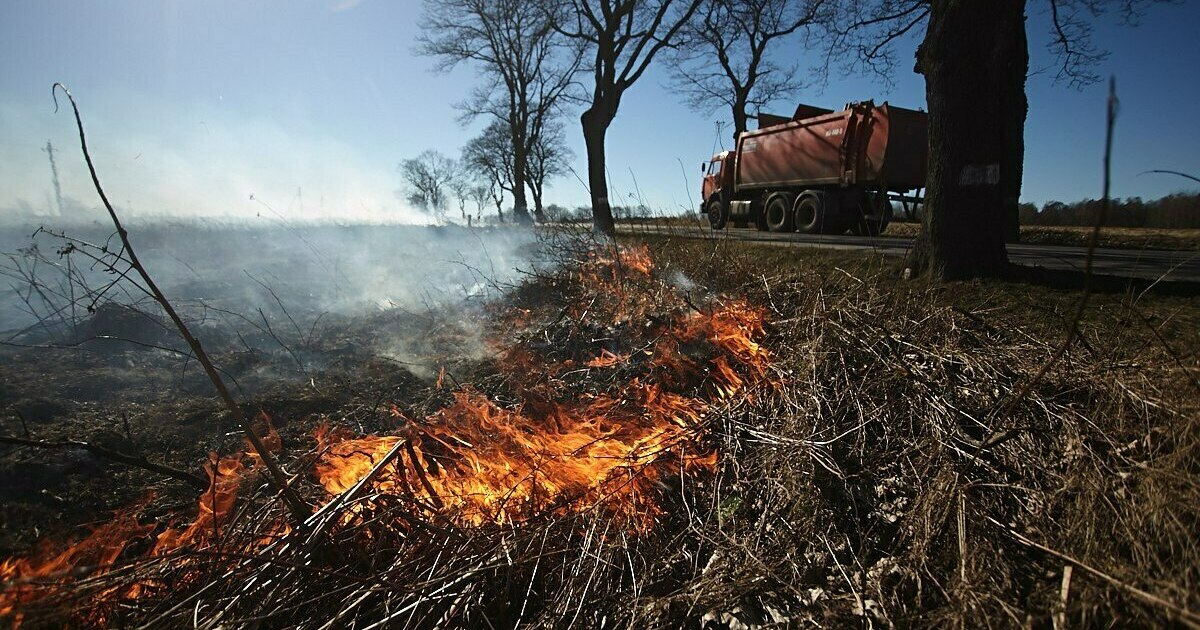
[3,232,1198,628]
[616,217,1200,250]
[885,221,1200,251]
[641,236,1200,626]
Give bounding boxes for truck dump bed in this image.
[735,102,927,193]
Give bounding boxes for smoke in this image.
[666,269,697,292]
[0,222,545,379]
[0,95,550,386]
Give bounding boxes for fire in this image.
[0,512,152,626]
[613,244,655,276]
[0,418,278,624]
[1,242,776,625]
[149,414,280,556]
[149,454,246,555]
[314,245,773,529]
[316,382,716,526]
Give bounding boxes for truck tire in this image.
[794,193,826,234]
[765,193,795,232]
[707,198,728,230]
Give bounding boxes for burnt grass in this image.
[2,230,1199,627]
[0,306,480,553]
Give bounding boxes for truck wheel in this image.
[707,198,728,230]
[794,194,825,234]
[765,194,795,232]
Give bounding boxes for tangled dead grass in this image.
[2,231,1198,628]
[645,237,1199,627]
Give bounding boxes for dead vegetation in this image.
[885,220,1200,251]
[645,238,1200,627]
[1,230,1197,628]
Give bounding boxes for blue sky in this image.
[1,0,1198,224]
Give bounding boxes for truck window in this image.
[708,160,722,176]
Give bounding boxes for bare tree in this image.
[399,150,458,220]
[672,0,831,139]
[469,182,500,223]
[835,0,1174,279]
[447,163,474,222]
[526,121,574,220]
[419,0,581,225]
[462,121,516,223]
[551,0,704,235]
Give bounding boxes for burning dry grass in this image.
[2,234,1198,628]
[0,237,773,627]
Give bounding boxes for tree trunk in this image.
[582,106,615,235]
[530,183,545,223]
[732,94,749,141]
[910,0,1026,280]
[510,144,533,225]
[494,194,505,223]
[1003,20,1028,244]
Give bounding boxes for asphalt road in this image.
[618,224,1200,283]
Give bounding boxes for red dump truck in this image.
[701,100,928,235]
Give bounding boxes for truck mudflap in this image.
[854,189,894,236]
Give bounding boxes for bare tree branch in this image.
[669,0,833,137]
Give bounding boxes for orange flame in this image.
[1,512,152,626]
[315,280,774,529]
[316,380,717,527]
[1,417,283,624]
[149,453,247,556]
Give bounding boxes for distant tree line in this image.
[1018,192,1200,229]
[541,203,659,223]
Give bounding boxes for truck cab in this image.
[701,151,735,228]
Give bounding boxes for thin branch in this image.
[0,434,208,490]
[51,83,311,523]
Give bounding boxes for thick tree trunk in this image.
[582,106,615,235]
[1003,22,1028,244]
[910,0,1026,280]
